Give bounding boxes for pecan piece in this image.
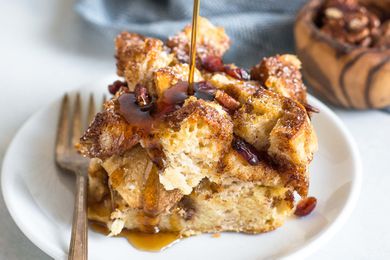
[374,21,390,49]
[368,12,380,29]
[325,7,343,19]
[346,28,370,43]
[215,90,240,112]
[224,65,251,81]
[108,80,128,95]
[201,56,224,72]
[348,15,369,32]
[134,83,151,107]
[359,37,372,47]
[294,196,317,217]
[320,0,382,47]
[178,197,196,221]
[303,103,320,113]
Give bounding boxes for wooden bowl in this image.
[294,0,390,109]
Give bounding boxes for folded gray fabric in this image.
[75,0,306,67]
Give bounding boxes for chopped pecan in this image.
[178,197,196,221]
[224,65,251,81]
[320,0,383,47]
[346,28,370,43]
[325,7,343,19]
[303,103,320,114]
[215,90,240,112]
[134,83,151,107]
[108,80,128,95]
[359,37,372,47]
[374,21,390,49]
[201,56,225,72]
[348,15,369,32]
[368,12,381,29]
[294,197,317,217]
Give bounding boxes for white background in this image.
[0,0,389,259]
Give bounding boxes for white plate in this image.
[2,76,362,260]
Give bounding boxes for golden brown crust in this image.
[164,98,232,137]
[233,87,317,196]
[115,32,173,95]
[78,89,143,159]
[250,54,307,104]
[208,73,260,104]
[153,64,203,98]
[115,32,146,77]
[78,110,139,160]
[167,17,230,64]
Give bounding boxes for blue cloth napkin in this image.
[75,0,307,67]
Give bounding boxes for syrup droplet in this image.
[117,93,154,131]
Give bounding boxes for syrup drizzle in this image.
[88,189,181,252]
[117,80,218,136]
[117,82,190,139]
[188,0,200,94]
[117,92,154,131]
[140,162,162,233]
[90,223,180,252]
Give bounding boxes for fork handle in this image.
[69,173,88,260]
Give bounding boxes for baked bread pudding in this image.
[77,17,318,239]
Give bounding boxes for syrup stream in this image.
[188,0,200,95]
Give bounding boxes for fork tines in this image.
[55,92,99,169]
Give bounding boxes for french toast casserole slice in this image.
[77,17,318,237]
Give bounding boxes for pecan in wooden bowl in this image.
[295,0,390,109]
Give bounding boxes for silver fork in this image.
[55,93,96,260]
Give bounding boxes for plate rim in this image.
[1,81,362,260]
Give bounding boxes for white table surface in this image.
[1,1,389,259]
